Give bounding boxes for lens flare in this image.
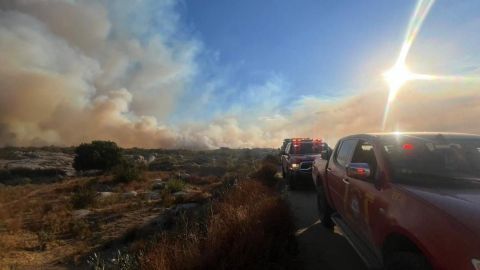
[381,0,480,130]
[383,63,414,102]
[382,0,435,130]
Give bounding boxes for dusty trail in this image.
[286,189,367,270]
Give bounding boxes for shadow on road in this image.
[287,189,367,270]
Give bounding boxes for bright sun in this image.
[383,63,414,100]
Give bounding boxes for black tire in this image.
[384,252,431,270]
[287,172,296,190]
[316,183,334,230]
[306,177,316,190]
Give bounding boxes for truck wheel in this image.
[306,177,316,190]
[384,252,431,270]
[316,184,334,230]
[287,173,296,190]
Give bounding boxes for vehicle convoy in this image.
[281,138,328,189]
[280,138,292,155]
[312,132,480,270]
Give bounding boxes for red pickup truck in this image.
[312,132,480,270]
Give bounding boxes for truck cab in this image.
[281,138,326,189]
[313,133,480,270]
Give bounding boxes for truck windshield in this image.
[290,142,322,155]
[380,135,480,185]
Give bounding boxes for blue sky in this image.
[170,0,413,121]
[168,0,480,124]
[183,0,410,92]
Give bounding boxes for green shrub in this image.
[73,141,122,171]
[166,179,186,193]
[113,161,143,183]
[71,186,96,209]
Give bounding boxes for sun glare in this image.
[383,63,414,101]
[382,0,436,130]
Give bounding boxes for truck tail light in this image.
[402,143,414,150]
[356,168,367,175]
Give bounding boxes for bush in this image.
[251,163,278,188]
[201,181,296,269]
[166,179,186,193]
[87,250,138,270]
[71,186,96,209]
[113,161,143,183]
[262,154,280,166]
[70,219,92,240]
[36,230,54,251]
[0,148,21,160]
[0,168,65,185]
[185,175,219,185]
[139,181,296,270]
[73,141,122,171]
[148,160,174,171]
[0,170,12,181]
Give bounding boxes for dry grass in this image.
[139,180,296,270]
[185,175,220,185]
[0,174,153,267]
[0,149,284,269]
[0,170,224,268]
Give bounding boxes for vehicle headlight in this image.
[473,259,480,270]
[291,163,300,170]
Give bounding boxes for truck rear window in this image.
[380,135,480,185]
[289,142,322,155]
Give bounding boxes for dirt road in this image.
[287,189,367,270]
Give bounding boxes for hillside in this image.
[0,146,296,269]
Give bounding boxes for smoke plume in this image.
[0,0,479,149]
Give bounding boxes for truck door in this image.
[344,139,386,252]
[327,139,357,216]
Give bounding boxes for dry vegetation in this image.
[0,146,295,269]
[0,172,170,267]
[138,180,296,270]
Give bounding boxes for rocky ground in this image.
[0,150,75,176]
[0,173,209,267]
[0,147,276,269]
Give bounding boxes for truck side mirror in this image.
[346,163,371,180]
[373,170,386,190]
